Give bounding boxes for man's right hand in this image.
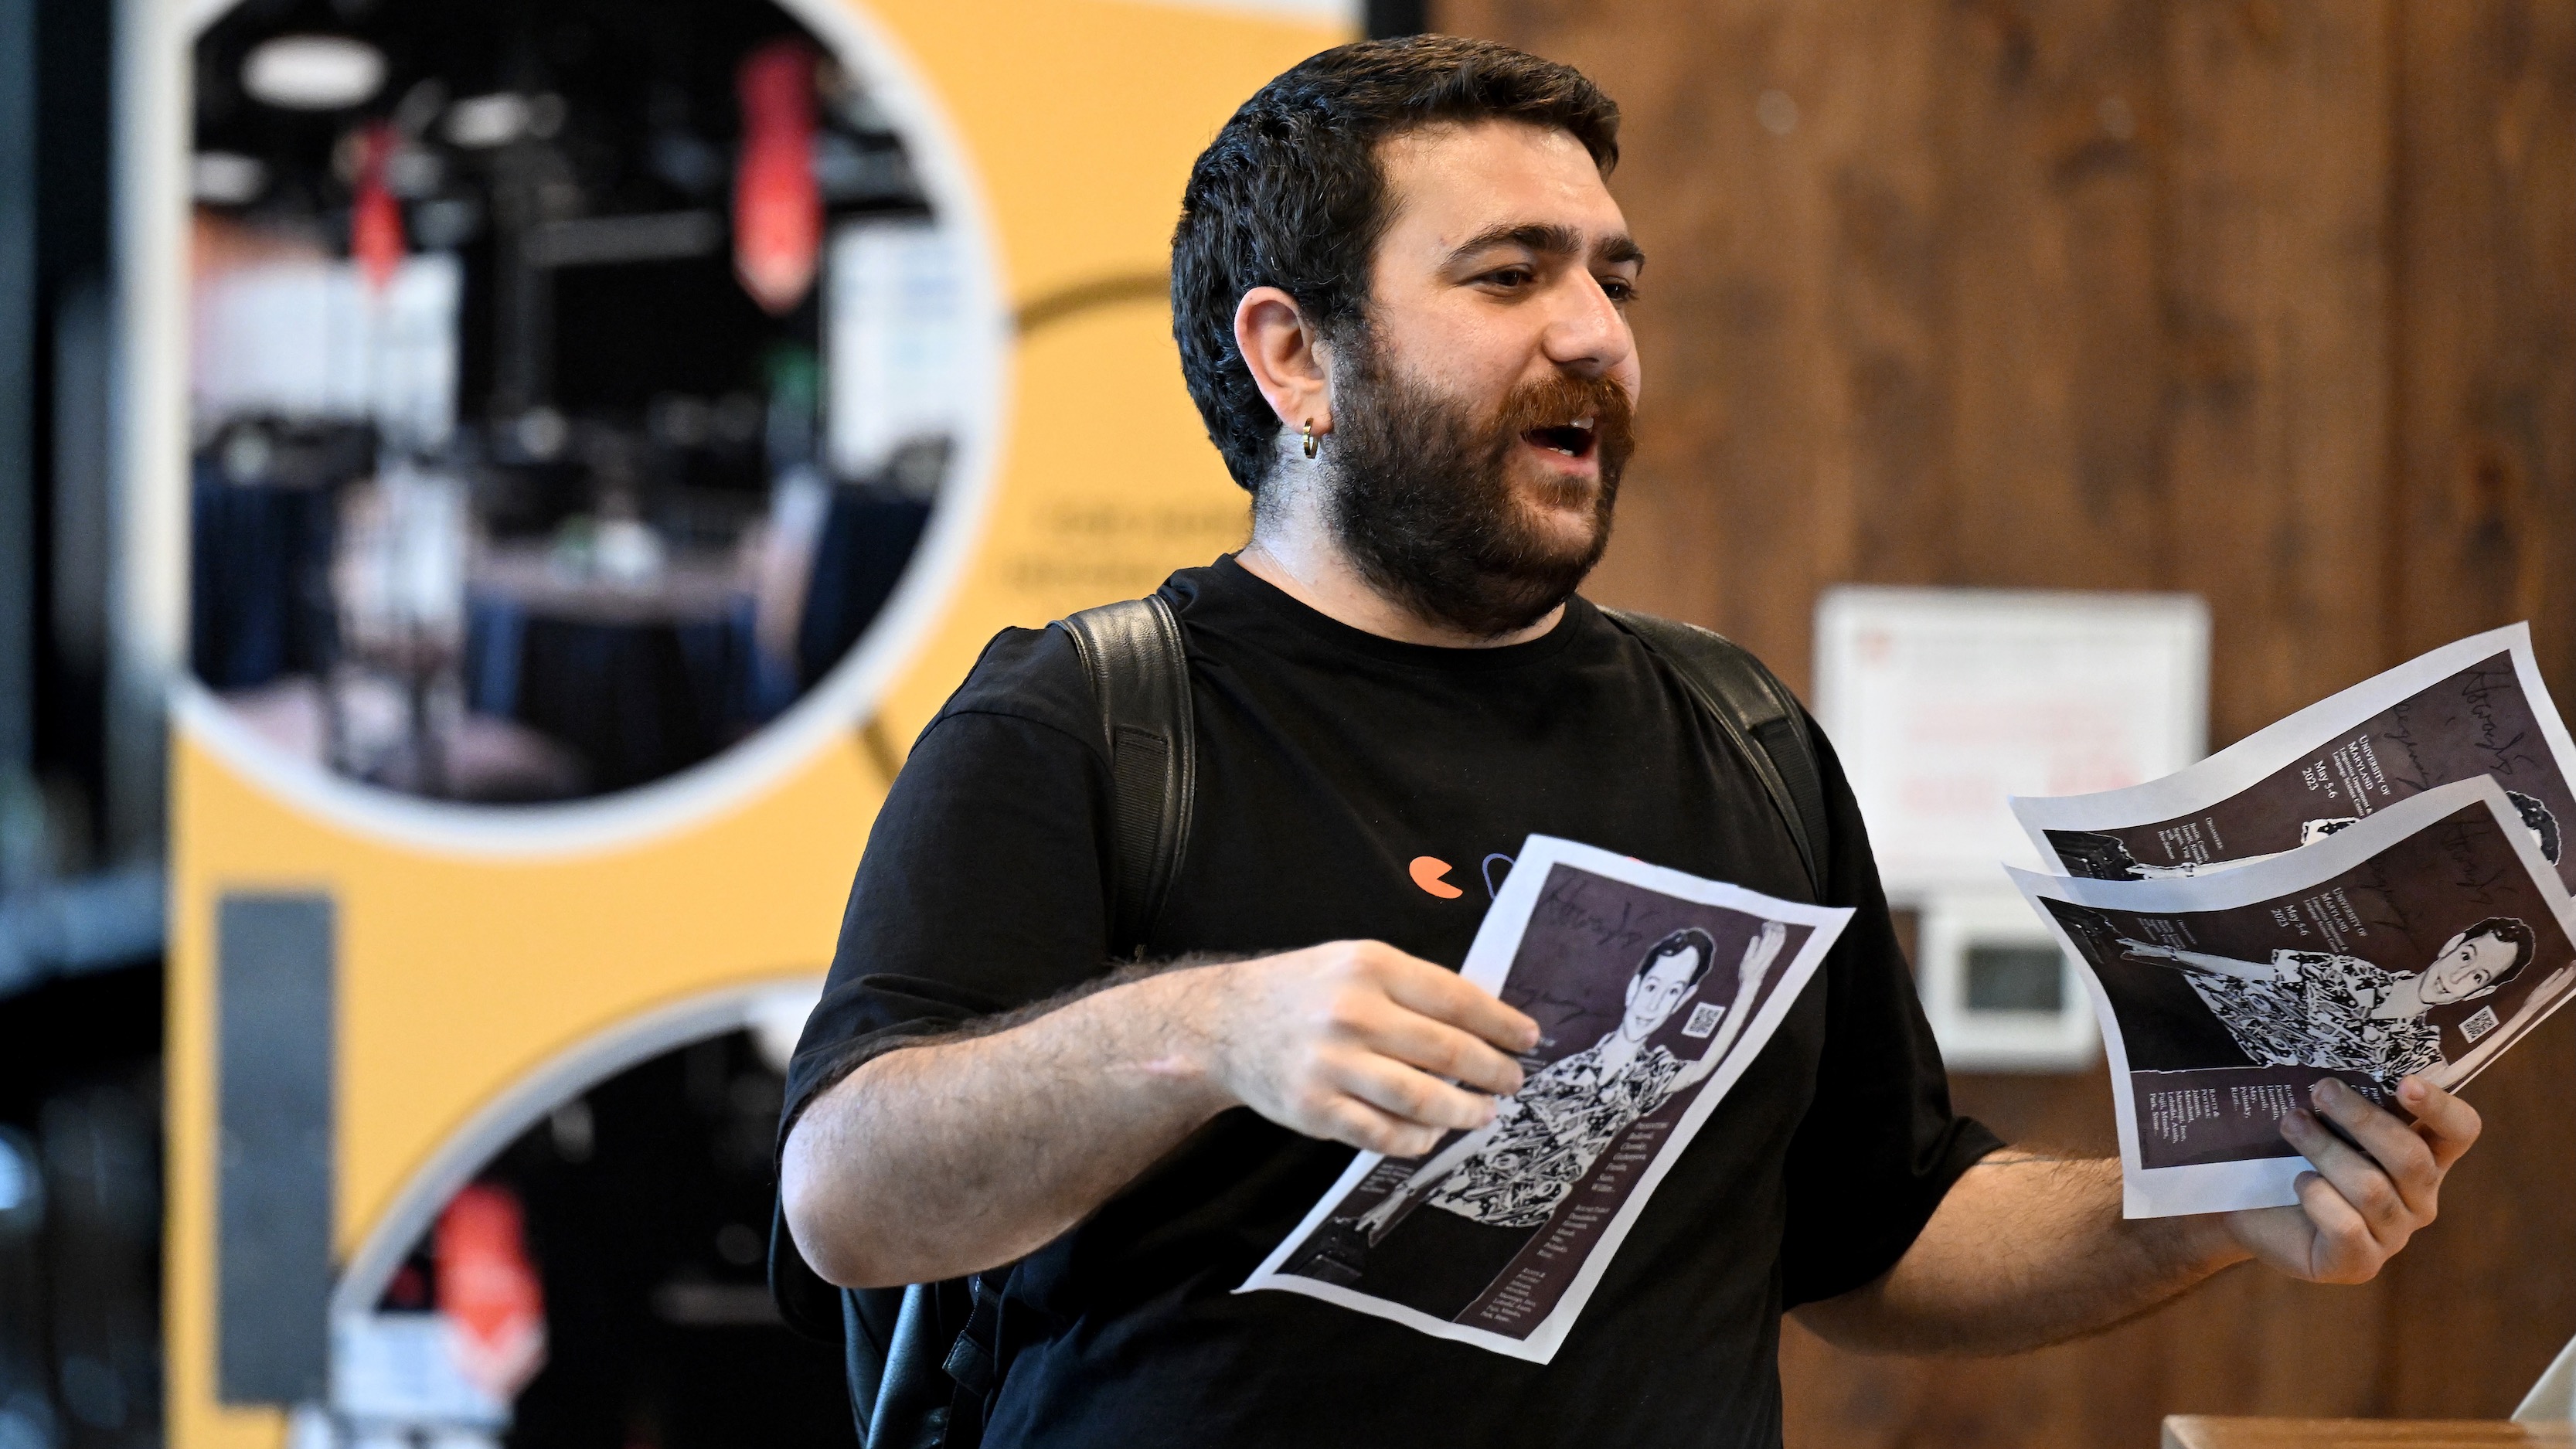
[1153,940,1540,1158]
[784,938,1537,1286]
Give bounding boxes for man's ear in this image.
[1234,285,1332,440]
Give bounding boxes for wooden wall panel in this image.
[1425,0,2576,1444]
[2387,2,2576,682]
[2382,0,2576,1422]
[2161,0,2395,746]
[1935,0,2170,597]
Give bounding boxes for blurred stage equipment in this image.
[731,41,823,316]
[123,0,1357,1447]
[1815,586,2210,1071]
[238,37,386,113]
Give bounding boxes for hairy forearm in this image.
[780,969,1227,1288]
[1794,1150,2251,1355]
[781,938,1543,1288]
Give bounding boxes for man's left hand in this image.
[2223,1074,2480,1284]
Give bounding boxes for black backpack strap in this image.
[864,1281,968,1449]
[846,597,1196,1449]
[840,1287,897,1443]
[1604,609,1830,900]
[1051,595,1199,948]
[824,599,1196,1449]
[934,1273,1002,1447]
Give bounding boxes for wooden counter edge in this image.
[2163,1417,2576,1447]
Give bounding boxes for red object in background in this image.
[351,122,407,291]
[733,39,822,315]
[436,1182,548,1401]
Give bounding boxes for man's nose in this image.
[1541,275,1632,377]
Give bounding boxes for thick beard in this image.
[1320,333,1635,639]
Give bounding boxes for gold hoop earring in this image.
[1302,420,1319,460]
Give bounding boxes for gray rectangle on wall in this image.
[216,893,335,1405]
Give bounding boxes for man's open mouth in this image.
[1523,418,1598,459]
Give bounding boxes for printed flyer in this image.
[1238,835,1849,1362]
[2013,624,2576,895]
[2012,777,2576,1217]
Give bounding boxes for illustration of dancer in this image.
[2054,791,2563,881]
[1296,921,1786,1318]
[2118,917,2547,1080]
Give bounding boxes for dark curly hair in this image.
[2507,790,2563,864]
[1633,927,1720,988]
[1169,36,1621,495]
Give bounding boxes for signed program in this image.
[2013,624,2576,894]
[2009,624,2576,1216]
[1237,835,1850,1362]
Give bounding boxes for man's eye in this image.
[1601,277,1638,303]
[1485,268,1534,289]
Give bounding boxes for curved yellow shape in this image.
[163,4,1342,1447]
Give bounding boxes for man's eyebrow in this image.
[1443,223,1645,270]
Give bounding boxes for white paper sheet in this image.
[1236,835,1850,1362]
[1816,584,2208,893]
[2013,624,2576,895]
[2012,777,2576,1217]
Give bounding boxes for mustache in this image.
[1489,370,1636,481]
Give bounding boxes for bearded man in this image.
[775,36,2479,1449]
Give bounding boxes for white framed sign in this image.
[1815,586,2208,1070]
[1815,586,2210,896]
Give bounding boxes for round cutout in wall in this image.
[323,984,840,1449]
[182,0,1002,821]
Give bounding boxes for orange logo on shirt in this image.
[1409,856,1465,899]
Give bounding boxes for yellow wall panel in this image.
[867,0,1339,303]
[162,2,1339,1446]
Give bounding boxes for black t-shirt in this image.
[779,556,1998,1447]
